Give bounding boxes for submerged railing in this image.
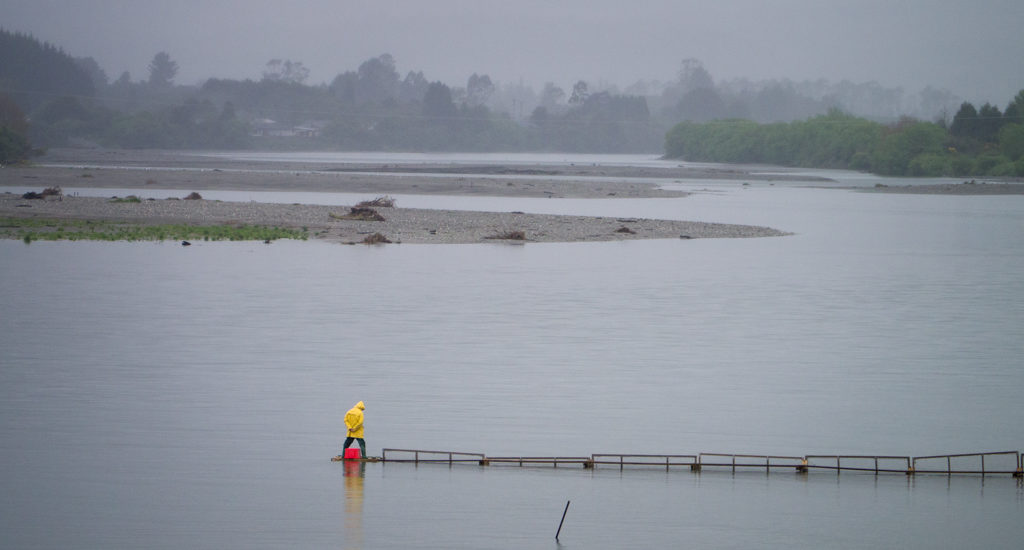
[377,448,1023,477]
[591,454,698,471]
[804,455,913,474]
[380,448,485,465]
[485,456,591,467]
[696,453,806,473]
[912,451,1021,475]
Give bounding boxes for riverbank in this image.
[857,181,1024,195]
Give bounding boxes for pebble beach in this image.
[0,191,790,244]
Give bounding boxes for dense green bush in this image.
[950,155,976,176]
[869,120,947,175]
[666,111,884,170]
[999,124,1024,160]
[0,125,31,163]
[974,153,1011,174]
[0,92,32,163]
[989,161,1018,177]
[907,153,951,176]
[665,92,1024,177]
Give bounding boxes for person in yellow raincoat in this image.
[343,401,366,458]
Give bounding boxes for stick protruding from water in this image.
[556,500,570,540]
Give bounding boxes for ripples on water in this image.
[1,161,1023,548]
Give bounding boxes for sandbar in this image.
[1,149,795,244]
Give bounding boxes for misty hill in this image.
[0,29,94,114]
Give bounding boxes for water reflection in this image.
[343,461,365,550]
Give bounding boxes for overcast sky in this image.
[5,0,1023,103]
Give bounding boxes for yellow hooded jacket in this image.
[345,401,366,438]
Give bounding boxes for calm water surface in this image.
[2,157,1023,549]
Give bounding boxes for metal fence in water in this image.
[375,448,1023,477]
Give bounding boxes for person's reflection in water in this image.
[343,460,365,549]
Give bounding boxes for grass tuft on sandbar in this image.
[2,217,308,243]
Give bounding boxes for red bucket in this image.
[344,448,361,460]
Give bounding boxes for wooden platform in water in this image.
[331,455,381,462]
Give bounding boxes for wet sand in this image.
[8,148,835,198]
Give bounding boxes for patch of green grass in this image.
[2,217,308,243]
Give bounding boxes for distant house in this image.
[249,118,324,138]
[292,125,319,138]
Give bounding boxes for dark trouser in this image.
[344,437,366,458]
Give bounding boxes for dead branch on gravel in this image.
[362,232,392,244]
[330,206,385,221]
[356,196,396,208]
[22,187,62,200]
[485,230,526,240]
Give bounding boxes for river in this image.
[1,153,1022,549]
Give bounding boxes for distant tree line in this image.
[1,28,94,162]
[665,91,1024,177]
[195,54,662,152]
[0,30,664,155]
[0,28,1003,171]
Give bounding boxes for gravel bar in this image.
[1,150,793,244]
[0,193,790,245]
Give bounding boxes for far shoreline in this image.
[851,181,1024,195]
[5,147,837,199]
